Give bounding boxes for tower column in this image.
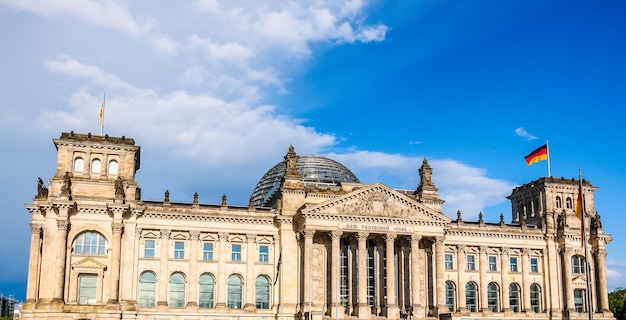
[385,233,398,318]
[562,247,575,311]
[53,218,69,303]
[107,221,124,304]
[329,231,343,318]
[357,232,370,319]
[24,223,43,307]
[596,248,610,311]
[375,238,385,315]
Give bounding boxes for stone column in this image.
[187,231,200,308]
[349,237,357,315]
[303,229,315,312]
[53,219,69,303]
[479,246,489,312]
[357,232,370,318]
[457,245,467,312]
[245,233,257,311]
[500,247,510,312]
[410,234,422,315]
[385,233,399,318]
[216,232,228,309]
[562,247,574,311]
[157,229,171,307]
[25,223,43,305]
[545,236,560,314]
[329,231,343,318]
[522,248,531,312]
[108,222,124,304]
[596,248,610,311]
[375,238,385,315]
[433,236,448,314]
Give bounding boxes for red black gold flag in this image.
[524,144,548,166]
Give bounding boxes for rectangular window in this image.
[510,256,519,272]
[574,289,585,312]
[445,253,453,270]
[78,274,97,305]
[232,244,242,261]
[174,241,185,259]
[203,243,214,261]
[259,245,269,262]
[144,239,155,258]
[530,257,539,273]
[467,254,476,271]
[489,256,497,271]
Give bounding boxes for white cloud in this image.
[606,259,626,291]
[515,127,538,140]
[0,0,152,36]
[43,55,133,90]
[152,35,178,55]
[327,151,516,218]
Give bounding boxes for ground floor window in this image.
[78,274,97,305]
[466,282,478,312]
[487,282,499,312]
[139,271,156,307]
[228,274,243,308]
[445,281,456,311]
[574,289,585,312]
[509,283,520,312]
[530,283,541,312]
[199,273,215,308]
[255,275,270,309]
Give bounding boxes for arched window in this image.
[445,281,456,312]
[574,289,586,312]
[465,282,478,312]
[199,273,215,309]
[487,282,500,312]
[555,196,562,209]
[255,275,270,309]
[74,157,85,172]
[530,283,542,313]
[74,231,107,255]
[566,197,573,209]
[509,283,521,312]
[91,159,101,173]
[108,160,119,175]
[227,274,243,308]
[572,255,586,274]
[139,271,156,307]
[169,272,186,307]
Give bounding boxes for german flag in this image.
[525,144,548,166]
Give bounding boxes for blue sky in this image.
[1,0,625,300]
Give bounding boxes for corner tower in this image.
[49,131,141,203]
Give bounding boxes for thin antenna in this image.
[99,92,106,135]
[546,140,551,177]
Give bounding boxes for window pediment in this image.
[72,257,107,271]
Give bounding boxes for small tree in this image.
[609,287,626,320]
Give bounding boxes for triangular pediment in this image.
[301,183,450,223]
[71,257,107,271]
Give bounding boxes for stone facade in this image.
[22,132,614,320]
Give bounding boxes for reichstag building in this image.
[22,132,614,320]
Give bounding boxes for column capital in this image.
[218,232,229,241]
[596,248,607,258]
[112,222,124,234]
[410,233,422,244]
[479,245,489,253]
[30,223,43,234]
[303,229,316,239]
[246,233,257,243]
[384,233,397,242]
[458,244,467,253]
[329,230,343,240]
[135,227,142,237]
[357,231,369,241]
[522,247,531,256]
[433,236,445,245]
[56,219,70,232]
[500,247,510,255]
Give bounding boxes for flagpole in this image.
[99,92,106,136]
[579,169,593,320]
[546,140,551,177]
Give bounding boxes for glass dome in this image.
[251,155,360,206]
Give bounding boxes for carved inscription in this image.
[341,223,410,233]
